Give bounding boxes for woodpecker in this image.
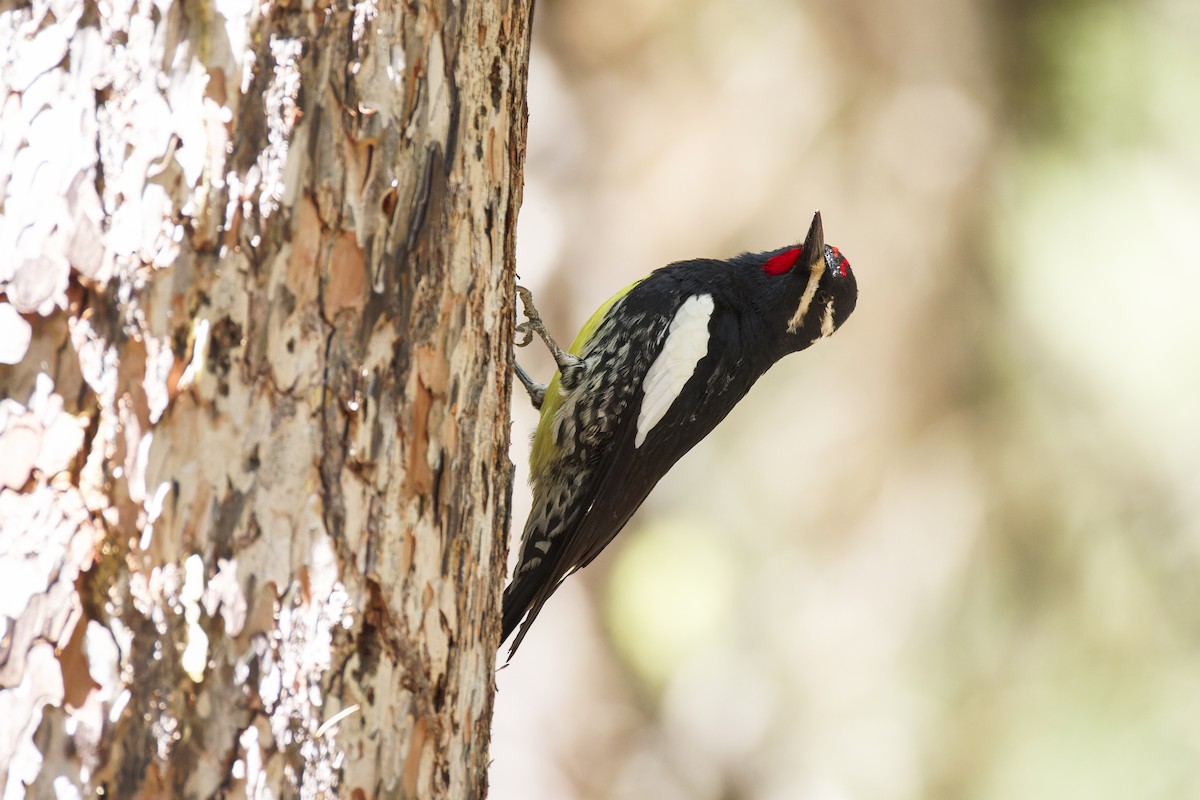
[503,211,856,657]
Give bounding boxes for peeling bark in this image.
[0,0,531,796]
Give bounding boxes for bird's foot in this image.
[514,360,546,410]
[515,285,582,373]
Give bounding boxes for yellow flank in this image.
[529,279,643,483]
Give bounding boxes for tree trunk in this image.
[0,0,531,795]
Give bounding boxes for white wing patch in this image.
[636,293,715,448]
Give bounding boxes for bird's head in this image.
[757,211,857,350]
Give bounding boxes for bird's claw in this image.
[515,285,543,348]
[514,283,581,373]
[515,321,534,348]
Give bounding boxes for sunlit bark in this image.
[0,0,530,796]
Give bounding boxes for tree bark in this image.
[0,0,530,796]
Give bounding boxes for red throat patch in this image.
[763,248,801,276]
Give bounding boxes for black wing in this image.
[503,282,763,655]
[566,298,763,570]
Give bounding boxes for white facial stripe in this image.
[636,293,715,448]
[787,258,826,333]
[820,299,835,337]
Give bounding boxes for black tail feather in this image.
[500,582,529,646]
[500,576,542,660]
[500,562,568,660]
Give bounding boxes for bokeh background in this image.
[491,0,1200,797]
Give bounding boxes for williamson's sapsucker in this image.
[504,211,857,657]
